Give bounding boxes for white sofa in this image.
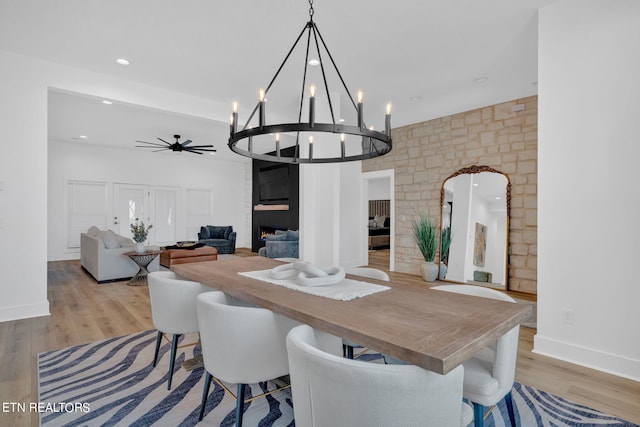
[80,226,159,283]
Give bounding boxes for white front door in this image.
[149,186,178,246]
[113,184,149,241]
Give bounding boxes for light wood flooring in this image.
[0,250,638,426]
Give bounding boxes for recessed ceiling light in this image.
[473,76,489,84]
[79,135,88,139]
[473,183,479,187]
[496,197,501,200]
[102,100,112,105]
[116,58,130,65]
[339,118,345,123]
[308,58,320,66]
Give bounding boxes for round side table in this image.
[123,250,161,286]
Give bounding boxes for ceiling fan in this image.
[135,134,216,155]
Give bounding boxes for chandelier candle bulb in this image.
[309,135,314,161]
[249,136,253,153]
[357,90,364,129]
[309,84,316,127]
[340,133,346,158]
[259,88,266,128]
[385,102,392,137]
[276,133,281,158]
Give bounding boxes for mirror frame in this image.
[439,165,511,289]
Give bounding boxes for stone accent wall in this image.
[363,96,537,294]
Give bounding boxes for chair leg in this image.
[505,391,517,427]
[167,334,180,390]
[473,403,485,427]
[235,383,246,427]
[198,372,213,421]
[346,345,354,359]
[153,331,163,367]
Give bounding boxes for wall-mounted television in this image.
[258,164,290,202]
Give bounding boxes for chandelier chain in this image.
[308,0,314,19]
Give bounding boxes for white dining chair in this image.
[287,324,473,427]
[432,284,519,427]
[148,271,208,390]
[342,267,390,359]
[195,291,301,426]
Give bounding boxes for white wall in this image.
[48,140,249,261]
[0,50,49,321]
[536,0,640,380]
[0,48,243,322]
[367,177,391,200]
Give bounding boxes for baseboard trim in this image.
[533,334,640,382]
[0,301,50,322]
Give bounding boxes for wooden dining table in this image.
[173,257,531,375]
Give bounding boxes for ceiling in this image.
[0,0,555,161]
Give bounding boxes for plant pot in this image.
[135,242,146,253]
[439,263,448,280]
[421,261,439,282]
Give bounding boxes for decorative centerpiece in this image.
[411,214,439,282]
[131,218,152,253]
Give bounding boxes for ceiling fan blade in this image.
[157,138,172,145]
[152,148,171,152]
[183,149,204,155]
[186,144,215,149]
[136,141,167,147]
[185,147,218,153]
[181,139,193,146]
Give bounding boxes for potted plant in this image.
[131,218,152,253]
[411,214,439,282]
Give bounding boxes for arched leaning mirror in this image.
[439,165,510,290]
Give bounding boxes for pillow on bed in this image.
[374,215,386,228]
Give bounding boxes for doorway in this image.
[363,169,394,271]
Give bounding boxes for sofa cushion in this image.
[285,229,299,241]
[206,225,232,239]
[199,226,211,240]
[266,233,287,241]
[87,226,101,237]
[97,230,120,249]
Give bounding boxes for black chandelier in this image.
[228,0,392,164]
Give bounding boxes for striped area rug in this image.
[38,330,638,426]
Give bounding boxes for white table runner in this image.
[239,269,390,301]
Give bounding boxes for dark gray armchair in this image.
[198,225,236,254]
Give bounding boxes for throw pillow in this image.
[374,215,386,228]
[223,226,233,240]
[285,229,299,241]
[208,226,226,239]
[368,219,376,227]
[266,233,287,241]
[97,230,120,249]
[199,226,210,240]
[87,226,101,237]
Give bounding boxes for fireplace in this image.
[258,225,288,243]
